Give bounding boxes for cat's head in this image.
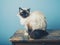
[19,7,30,18]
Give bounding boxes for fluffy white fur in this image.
[17,11,47,31]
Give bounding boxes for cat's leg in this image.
[24,25,28,34]
[24,25,30,39]
[25,23,33,39]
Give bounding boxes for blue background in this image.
[0,0,60,45]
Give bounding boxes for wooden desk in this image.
[9,30,60,45]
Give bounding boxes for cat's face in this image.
[19,7,30,18]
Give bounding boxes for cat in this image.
[17,7,48,39]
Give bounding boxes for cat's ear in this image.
[19,7,23,12]
[27,8,30,12]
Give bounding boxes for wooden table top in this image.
[9,29,60,42]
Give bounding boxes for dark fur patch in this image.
[20,10,29,18]
[28,29,48,39]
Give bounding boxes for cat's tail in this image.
[29,29,48,39]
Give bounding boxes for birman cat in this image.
[17,7,48,39]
